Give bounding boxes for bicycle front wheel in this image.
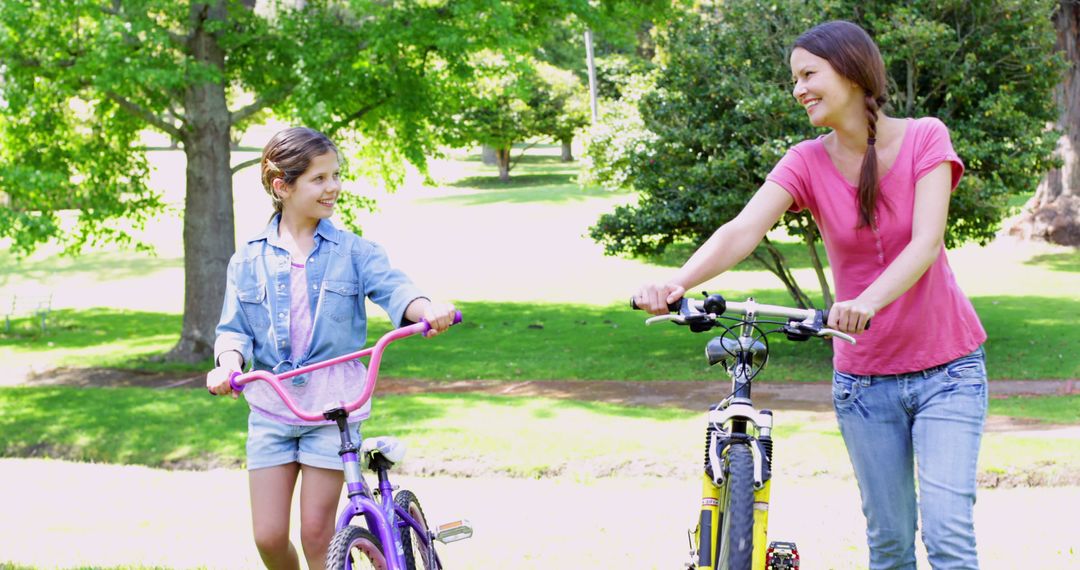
[396,490,437,570]
[715,443,755,570]
[326,525,388,570]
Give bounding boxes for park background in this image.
[1,0,1078,568]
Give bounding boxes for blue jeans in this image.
[833,347,987,570]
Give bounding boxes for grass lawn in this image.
[2,292,1078,381]
[1,386,1077,481]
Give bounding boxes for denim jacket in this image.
[214,215,425,376]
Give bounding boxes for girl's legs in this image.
[250,463,302,570]
[912,348,987,570]
[833,371,918,570]
[298,464,345,569]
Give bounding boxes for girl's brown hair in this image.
[794,21,888,229]
[260,127,339,216]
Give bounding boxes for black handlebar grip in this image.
[630,296,683,313]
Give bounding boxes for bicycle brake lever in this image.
[645,314,684,325]
[819,328,857,345]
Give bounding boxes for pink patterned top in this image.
[766,117,986,375]
[245,262,369,425]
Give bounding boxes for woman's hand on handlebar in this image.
[634,283,686,316]
[827,298,875,335]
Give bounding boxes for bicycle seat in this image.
[361,436,407,465]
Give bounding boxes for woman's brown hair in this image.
[794,21,888,229]
[260,127,339,217]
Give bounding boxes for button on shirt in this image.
[214,216,426,425]
[766,117,986,375]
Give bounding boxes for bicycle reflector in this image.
[434,519,474,544]
[766,541,800,569]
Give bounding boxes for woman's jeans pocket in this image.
[832,370,862,411]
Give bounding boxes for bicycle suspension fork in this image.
[692,401,776,567]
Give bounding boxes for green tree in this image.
[532,61,590,161]
[580,69,658,190]
[0,0,613,361]
[447,52,545,181]
[590,0,1063,308]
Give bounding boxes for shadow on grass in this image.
[421,175,615,206]
[0,385,681,469]
[458,146,569,164]
[1024,250,1080,273]
[0,386,251,468]
[0,308,202,374]
[0,250,182,284]
[369,297,838,383]
[971,295,1080,379]
[447,172,575,190]
[0,308,179,351]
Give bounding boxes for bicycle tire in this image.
[715,443,755,570]
[326,525,388,570]
[395,490,437,570]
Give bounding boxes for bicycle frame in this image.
[335,444,441,570]
[639,295,855,570]
[695,329,775,570]
[225,314,462,570]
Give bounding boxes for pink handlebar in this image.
[214,311,462,421]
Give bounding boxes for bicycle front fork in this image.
[689,473,773,570]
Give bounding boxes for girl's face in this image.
[275,151,341,222]
[790,47,861,128]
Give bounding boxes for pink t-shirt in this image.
[766,117,986,375]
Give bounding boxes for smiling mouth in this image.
[803,98,820,110]
[318,199,336,208]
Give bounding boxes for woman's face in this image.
[790,47,861,128]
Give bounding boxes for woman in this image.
[635,20,987,570]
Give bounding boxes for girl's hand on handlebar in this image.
[634,283,686,315]
[422,300,457,337]
[206,366,239,398]
[828,299,875,335]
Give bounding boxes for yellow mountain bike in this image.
[634,293,858,570]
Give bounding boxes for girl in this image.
[207,127,456,570]
[635,21,987,570]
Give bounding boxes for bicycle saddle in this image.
[361,436,407,465]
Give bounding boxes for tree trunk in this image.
[803,225,833,310]
[168,2,235,362]
[751,238,814,309]
[481,144,497,165]
[496,146,511,181]
[561,138,573,162]
[1010,0,1080,246]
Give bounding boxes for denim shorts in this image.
[246,411,362,471]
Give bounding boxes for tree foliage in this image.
[445,54,589,179]
[0,0,624,360]
[580,69,658,190]
[590,0,1064,307]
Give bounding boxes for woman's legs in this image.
[834,371,918,570]
[298,464,346,569]
[912,349,987,570]
[250,463,302,570]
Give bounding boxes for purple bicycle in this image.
[221,313,473,570]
